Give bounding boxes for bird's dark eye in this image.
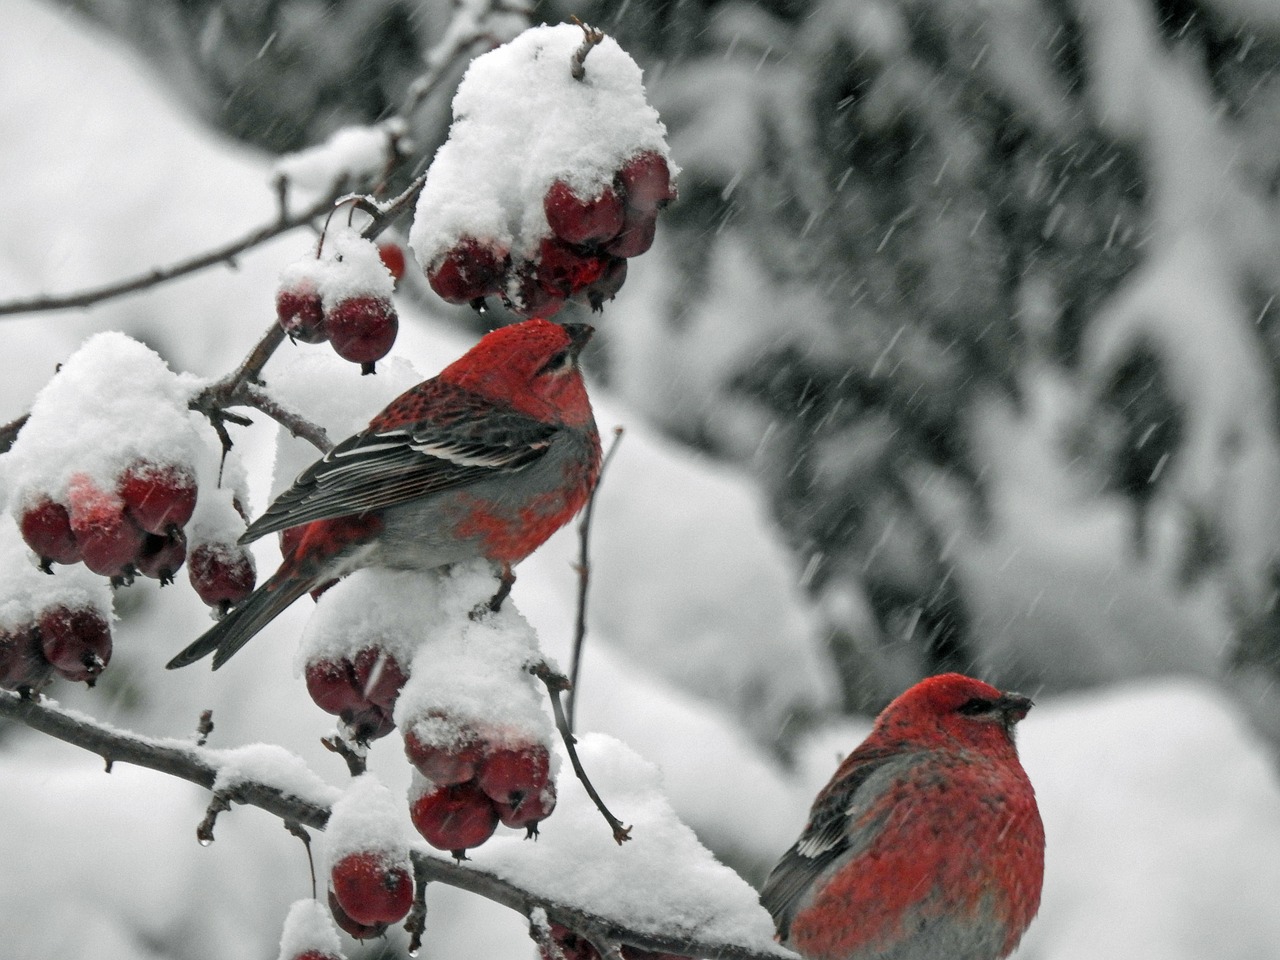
[957,697,993,716]
[537,349,571,375]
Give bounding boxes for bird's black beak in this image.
[996,692,1034,730]
[562,323,595,358]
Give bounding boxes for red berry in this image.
[187,542,256,611]
[404,726,484,786]
[427,239,508,304]
[508,268,567,319]
[409,780,500,856]
[478,744,551,805]
[327,887,386,941]
[326,296,399,373]
[539,924,599,960]
[604,206,658,259]
[330,851,413,926]
[617,152,676,211]
[576,256,628,312]
[67,475,146,578]
[277,286,328,343]
[378,242,407,285]
[352,647,407,710]
[38,605,111,685]
[136,528,187,584]
[305,657,363,715]
[19,497,81,568]
[118,462,198,535]
[536,237,607,298]
[291,953,342,960]
[496,779,557,831]
[344,704,397,744]
[0,627,50,691]
[544,181,626,246]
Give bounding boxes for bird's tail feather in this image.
[166,574,313,670]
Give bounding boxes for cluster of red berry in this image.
[539,922,686,960]
[276,233,404,374]
[407,725,555,856]
[427,151,675,316]
[19,464,256,610]
[0,603,112,690]
[326,850,414,941]
[304,646,408,744]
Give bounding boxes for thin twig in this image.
[195,709,214,747]
[320,733,368,777]
[0,185,347,318]
[283,820,317,898]
[530,661,632,846]
[405,861,431,954]
[570,21,605,81]
[567,426,624,731]
[0,690,794,960]
[0,412,29,455]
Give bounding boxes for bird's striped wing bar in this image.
[241,405,557,543]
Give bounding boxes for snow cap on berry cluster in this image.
[396,562,556,755]
[410,23,674,267]
[300,563,554,753]
[277,226,395,313]
[5,332,204,512]
[475,734,780,951]
[325,773,414,866]
[0,520,112,633]
[277,898,345,960]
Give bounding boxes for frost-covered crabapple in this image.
[426,238,508,305]
[477,743,551,806]
[377,242,407,286]
[327,888,386,941]
[577,256,627,312]
[188,542,256,612]
[403,722,484,786]
[510,269,566,319]
[617,151,676,211]
[537,923,689,960]
[136,528,187,584]
[604,206,658,259]
[496,779,556,833]
[0,626,50,691]
[544,181,625,246]
[305,647,408,743]
[535,237,607,299]
[325,296,399,374]
[409,779,500,857]
[19,497,81,569]
[329,851,414,927]
[67,475,146,579]
[277,284,329,343]
[118,461,198,535]
[38,605,111,685]
[289,953,342,960]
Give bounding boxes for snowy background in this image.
[2,1,1280,958]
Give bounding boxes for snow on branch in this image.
[0,689,794,960]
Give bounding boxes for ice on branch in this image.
[474,733,784,954]
[272,121,407,194]
[277,898,345,960]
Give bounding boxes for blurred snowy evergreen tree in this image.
[54,0,1280,716]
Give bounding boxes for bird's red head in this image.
[440,319,594,427]
[872,672,1034,755]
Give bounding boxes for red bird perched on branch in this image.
[168,319,601,670]
[761,673,1045,960]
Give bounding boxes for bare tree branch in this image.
[0,186,348,319]
[0,690,794,960]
